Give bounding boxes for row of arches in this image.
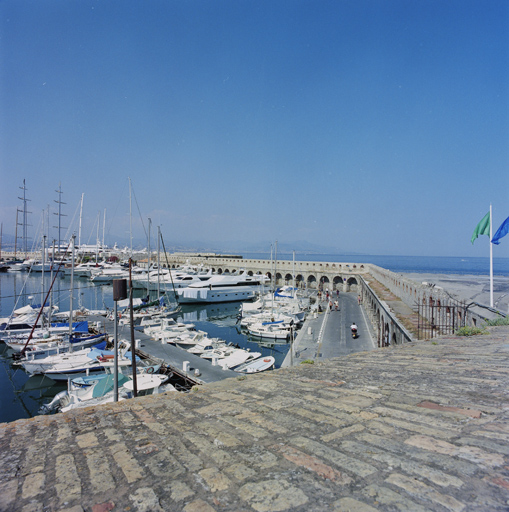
[164,263,361,291]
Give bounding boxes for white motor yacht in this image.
[177,271,269,304]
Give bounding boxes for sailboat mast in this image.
[14,209,18,259]
[53,183,66,256]
[157,226,161,298]
[129,177,133,258]
[147,218,151,297]
[18,180,30,259]
[78,193,84,248]
[96,211,100,263]
[102,208,106,248]
[69,236,75,348]
[41,235,46,301]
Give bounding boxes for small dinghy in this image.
[233,356,275,374]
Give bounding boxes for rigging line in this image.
[130,183,148,238]
[159,229,179,303]
[20,239,73,355]
[63,198,81,244]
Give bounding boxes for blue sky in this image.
[1,0,508,258]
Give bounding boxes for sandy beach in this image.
[402,273,509,316]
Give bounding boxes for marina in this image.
[0,264,301,422]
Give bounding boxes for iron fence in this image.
[416,298,468,339]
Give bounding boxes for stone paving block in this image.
[166,480,195,502]
[404,435,506,468]
[54,453,82,506]
[386,472,466,512]
[0,479,18,510]
[363,484,431,512]
[21,472,45,499]
[223,462,257,482]
[291,435,378,478]
[184,432,234,467]
[198,467,233,492]
[129,487,164,512]
[271,443,353,484]
[333,497,379,511]
[167,435,205,472]
[356,432,481,477]
[109,442,144,484]
[199,422,246,446]
[341,439,464,489]
[182,499,218,512]
[143,447,186,478]
[84,447,115,494]
[238,478,309,512]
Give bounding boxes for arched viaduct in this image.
[159,254,367,293]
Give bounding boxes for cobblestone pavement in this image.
[1,327,509,511]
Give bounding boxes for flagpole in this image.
[490,204,493,308]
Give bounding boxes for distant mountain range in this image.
[0,232,356,257]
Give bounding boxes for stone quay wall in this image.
[367,264,487,329]
[159,254,369,292]
[360,275,413,347]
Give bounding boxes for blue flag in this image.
[492,216,509,245]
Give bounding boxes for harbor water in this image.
[0,271,289,423]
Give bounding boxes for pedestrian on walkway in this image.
[357,295,361,305]
[334,300,339,311]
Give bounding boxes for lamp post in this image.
[112,279,127,402]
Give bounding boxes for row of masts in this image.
[7,178,165,270]
[10,181,113,261]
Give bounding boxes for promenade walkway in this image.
[1,323,508,511]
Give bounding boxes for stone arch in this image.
[284,273,293,285]
[333,276,343,290]
[319,276,330,291]
[306,274,316,289]
[275,273,283,286]
[383,322,390,347]
[346,277,358,292]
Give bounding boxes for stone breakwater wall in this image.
[360,275,413,347]
[367,265,487,329]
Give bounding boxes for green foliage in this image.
[484,316,509,326]
[455,326,488,337]
[300,359,315,364]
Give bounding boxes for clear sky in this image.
[1,0,508,258]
